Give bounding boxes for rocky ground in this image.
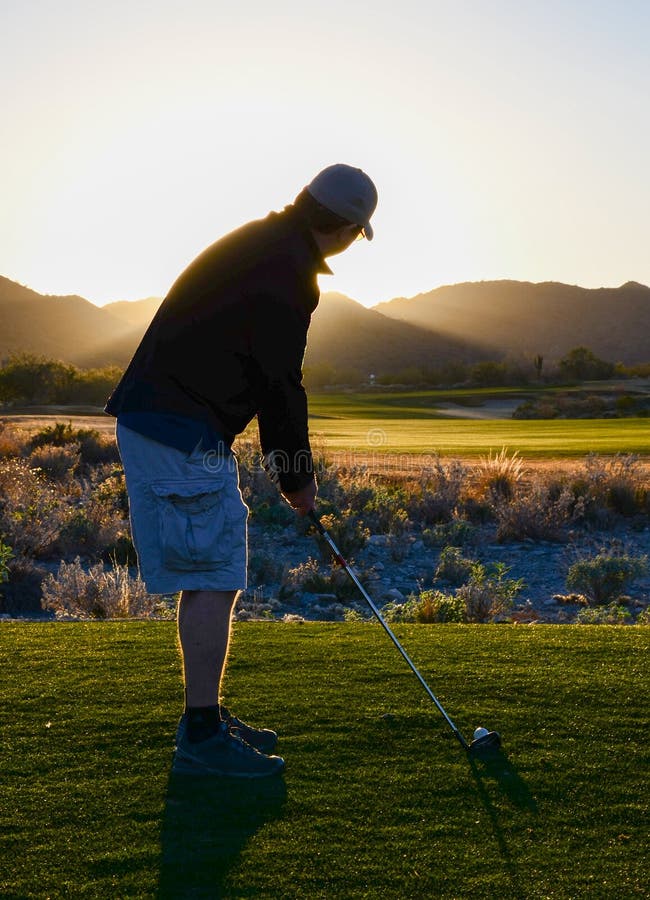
[239,517,650,625]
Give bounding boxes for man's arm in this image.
[247,282,317,505]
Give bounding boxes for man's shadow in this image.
[157,770,286,899]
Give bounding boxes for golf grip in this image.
[307,510,470,751]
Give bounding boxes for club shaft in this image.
[310,513,469,751]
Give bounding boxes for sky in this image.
[2,0,650,308]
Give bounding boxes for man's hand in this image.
[283,477,317,517]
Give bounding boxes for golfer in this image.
[105,164,378,777]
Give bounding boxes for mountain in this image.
[0,276,482,374]
[2,274,649,375]
[102,297,162,328]
[374,280,650,364]
[0,276,134,366]
[306,292,480,373]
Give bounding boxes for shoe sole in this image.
[172,753,285,779]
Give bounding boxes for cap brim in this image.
[362,221,374,241]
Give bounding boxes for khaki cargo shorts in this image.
[116,424,248,593]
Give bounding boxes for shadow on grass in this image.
[469,747,538,814]
[467,748,538,900]
[157,770,286,899]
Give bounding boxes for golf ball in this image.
[473,727,489,740]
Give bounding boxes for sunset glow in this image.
[2,1,650,307]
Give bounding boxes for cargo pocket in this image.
[152,479,233,572]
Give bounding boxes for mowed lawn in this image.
[2,622,648,898]
[307,392,650,456]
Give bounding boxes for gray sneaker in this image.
[173,721,285,778]
[175,707,278,755]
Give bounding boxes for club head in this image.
[468,730,502,755]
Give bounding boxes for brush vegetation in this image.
[1,421,649,621]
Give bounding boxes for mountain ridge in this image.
[373,279,650,364]
[1,275,649,372]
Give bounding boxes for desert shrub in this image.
[568,454,647,521]
[316,509,369,559]
[475,448,524,501]
[435,546,476,586]
[42,557,157,619]
[422,518,476,548]
[0,423,30,459]
[92,472,130,517]
[636,607,650,625]
[29,422,118,466]
[384,590,466,623]
[28,442,80,481]
[280,557,332,598]
[575,604,632,625]
[494,480,577,542]
[455,562,524,623]
[384,561,523,624]
[279,556,362,602]
[409,458,469,525]
[248,550,286,585]
[0,553,47,615]
[235,587,281,621]
[566,550,648,606]
[0,458,71,557]
[513,399,559,419]
[386,507,411,562]
[0,541,13,583]
[359,482,411,534]
[54,500,129,559]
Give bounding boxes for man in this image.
[105,163,378,777]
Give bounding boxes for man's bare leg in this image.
[173,588,284,775]
[178,589,238,708]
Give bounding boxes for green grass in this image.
[305,390,650,456]
[2,622,648,898]
[307,409,650,456]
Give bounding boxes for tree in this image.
[0,353,76,404]
[559,347,614,381]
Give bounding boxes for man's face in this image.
[322,223,364,258]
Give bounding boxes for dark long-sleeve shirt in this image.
[105,204,330,492]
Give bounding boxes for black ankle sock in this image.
[186,705,221,743]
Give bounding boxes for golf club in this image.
[308,510,501,755]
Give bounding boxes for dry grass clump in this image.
[409,457,469,524]
[475,448,525,501]
[28,442,80,481]
[575,454,647,518]
[0,423,31,458]
[494,479,578,542]
[42,557,157,619]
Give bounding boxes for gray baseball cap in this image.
[306,164,378,240]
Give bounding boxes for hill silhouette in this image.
[374,280,650,365]
[0,277,482,374]
[0,276,132,365]
[102,296,162,327]
[2,275,649,375]
[305,292,480,373]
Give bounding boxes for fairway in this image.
[2,622,648,898]
[309,411,650,457]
